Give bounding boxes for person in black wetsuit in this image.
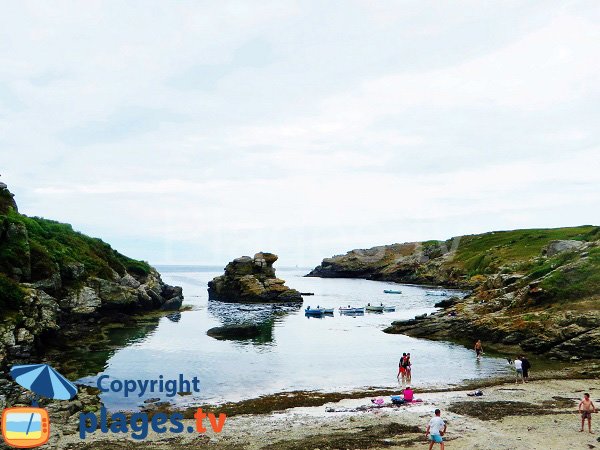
[521,355,531,382]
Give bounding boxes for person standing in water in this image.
[474,340,483,359]
[579,393,597,433]
[405,352,412,384]
[397,353,407,384]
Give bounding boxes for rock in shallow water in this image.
[208,252,302,303]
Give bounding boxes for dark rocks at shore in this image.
[434,296,460,308]
[0,181,184,374]
[208,252,302,303]
[207,324,263,340]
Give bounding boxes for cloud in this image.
[1,1,599,265]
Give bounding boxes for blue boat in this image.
[305,306,325,316]
[384,289,402,294]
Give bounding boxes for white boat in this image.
[339,307,365,314]
[425,290,448,296]
[365,304,385,312]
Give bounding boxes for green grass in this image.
[0,273,25,310]
[0,209,151,288]
[539,247,600,301]
[447,226,598,276]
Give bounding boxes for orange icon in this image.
[1,407,50,448]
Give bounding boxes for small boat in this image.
[425,291,448,297]
[305,307,324,316]
[383,306,396,312]
[384,289,402,294]
[366,304,385,312]
[300,292,315,296]
[339,307,365,314]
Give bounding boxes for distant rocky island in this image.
[208,252,302,303]
[0,182,183,371]
[308,226,600,360]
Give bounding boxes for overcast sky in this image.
[1,1,599,267]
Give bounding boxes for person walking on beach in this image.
[514,356,524,384]
[397,353,407,384]
[426,408,447,450]
[521,355,531,382]
[405,352,412,384]
[474,340,483,359]
[579,393,597,433]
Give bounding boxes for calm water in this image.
[76,266,511,410]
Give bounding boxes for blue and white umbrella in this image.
[10,364,78,400]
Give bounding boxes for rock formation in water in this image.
[308,226,600,360]
[0,181,183,369]
[208,252,302,303]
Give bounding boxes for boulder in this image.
[434,296,459,308]
[206,324,263,340]
[61,287,102,314]
[208,252,302,303]
[544,240,585,257]
[160,296,183,311]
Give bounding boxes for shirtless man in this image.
[474,340,483,359]
[579,393,597,433]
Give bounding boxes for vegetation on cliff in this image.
[0,182,182,370]
[309,226,600,359]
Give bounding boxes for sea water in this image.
[75,267,511,410]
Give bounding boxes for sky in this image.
[1,1,599,267]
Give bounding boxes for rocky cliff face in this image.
[309,226,600,359]
[0,182,183,369]
[208,252,302,303]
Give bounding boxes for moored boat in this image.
[365,304,385,312]
[339,306,365,314]
[425,290,448,296]
[305,306,325,316]
[383,289,402,294]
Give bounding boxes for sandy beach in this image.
[54,377,600,450]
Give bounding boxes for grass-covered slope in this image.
[444,226,600,277]
[310,226,600,359]
[0,186,151,310]
[308,225,600,288]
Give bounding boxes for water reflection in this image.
[206,300,301,344]
[50,318,162,381]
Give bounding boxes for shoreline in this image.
[55,369,600,450]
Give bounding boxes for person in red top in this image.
[397,353,407,384]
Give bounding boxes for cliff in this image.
[308,226,600,359]
[208,252,302,303]
[0,182,183,368]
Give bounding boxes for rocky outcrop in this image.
[309,226,600,360]
[0,182,183,371]
[384,238,600,360]
[306,241,469,287]
[543,240,586,257]
[208,252,302,303]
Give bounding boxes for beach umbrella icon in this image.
[10,364,77,401]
